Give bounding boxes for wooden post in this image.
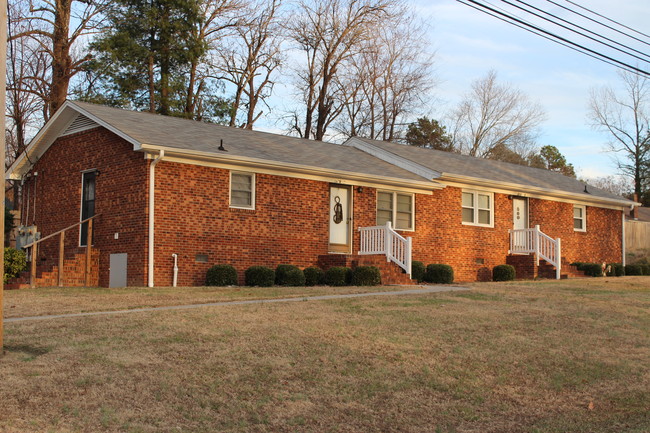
[1,0,8,351]
[85,218,93,287]
[58,232,65,287]
[30,244,37,289]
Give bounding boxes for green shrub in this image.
[606,263,625,277]
[424,264,454,284]
[411,261,425,282]
[324,266,351,286]
[303,267,324,286]
[351,266,381,286]
[581,263,603,277]
[285,268,306,286]
[492,264,516,282]
[625,264,643,276]
[640,263,650,276]
[245,266,275,286]
[571,262,586,270]
[275,264,305,286]
[4,247,27,283]
[205,264,238,286]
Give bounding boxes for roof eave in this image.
[440,173,636,210]
[140,144,443,192]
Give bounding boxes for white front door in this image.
[513,198,529,230]
[329,185,351,253]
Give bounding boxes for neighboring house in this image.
[625,207,650,255]
[6,101,637,287]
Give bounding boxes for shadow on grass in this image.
[4,343,51,357]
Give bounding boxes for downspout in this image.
[622,210,627,267]
[148,150,164,287]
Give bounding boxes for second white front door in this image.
[513,197,529,230]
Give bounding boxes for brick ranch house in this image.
[6,101,637,287]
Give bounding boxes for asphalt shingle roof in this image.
[354,137,629,203]
[72,101,430,183]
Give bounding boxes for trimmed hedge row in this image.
[424,264,454,284]
[493,264,515,281]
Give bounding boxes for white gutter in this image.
[148,150,164,287]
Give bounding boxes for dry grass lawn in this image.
[1,278,649,432]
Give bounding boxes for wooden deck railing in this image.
[359,221,412,276]
[509,224,561,279]
[22,214,100,288]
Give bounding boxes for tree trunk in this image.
[48,0,73,118]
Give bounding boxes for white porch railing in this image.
[509,224,562,279]
[359,221,412,276]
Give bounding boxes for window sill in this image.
[462,222,494,228]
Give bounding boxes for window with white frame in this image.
[573,205,586,231]
[376,191,414,230]
[461,190,493,227]
[230,172,255,209]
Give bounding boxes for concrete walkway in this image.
[4,285,470,324]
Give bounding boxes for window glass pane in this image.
[232,174,252,192]
[377,192,393,210]
[462,208,474,223]
[377,210,392,226]
[573,206,583,218]
[573,218,583,230]
[462,192,473,207]
[396,194,412,212]
[231,191,251,206]
[478,194,490,209]
[396,212,412,229]
[478,209,490,224]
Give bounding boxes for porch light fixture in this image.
[356,186,363,193]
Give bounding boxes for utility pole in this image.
[1,0,8,352]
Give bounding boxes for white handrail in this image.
[509,225,561,279]
[359,221,412,276]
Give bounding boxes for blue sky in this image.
[412,0,648,180]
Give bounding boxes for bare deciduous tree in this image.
[6,4,49,166]
[589,70,650,199]
[9,0,108,119]
[287,0,394,140]
[216,0,283,128]
[335,12,434,141]
[450,70,545,159]
[185,0,248,117]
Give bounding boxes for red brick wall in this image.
[153,162,332,286]
[26,127,149,286]
[529,198,622,265]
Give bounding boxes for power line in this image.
[506,0,650,62]
[564,0,650,41]
[455,0,644,76]
[455,0,650,76]
[543,0,650,49]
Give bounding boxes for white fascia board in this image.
[344,137,440,180]
[6,102,78,180]
[141,144,443,194]
[440,174,636,211]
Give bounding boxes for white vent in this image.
[62,114,98,136]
